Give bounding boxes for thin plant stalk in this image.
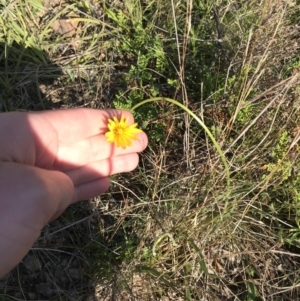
[131,97,230,199]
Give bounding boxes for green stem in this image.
[131,97,230,197]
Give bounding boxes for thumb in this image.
[0,162,74,277]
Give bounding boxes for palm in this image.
[0,108,147,277]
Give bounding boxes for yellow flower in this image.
[105,114,142,149]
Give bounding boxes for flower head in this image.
[105,114,142,149]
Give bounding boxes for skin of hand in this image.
[0,108,148,277]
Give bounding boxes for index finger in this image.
[32,108,134,145]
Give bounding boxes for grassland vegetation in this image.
[1,0,300,300]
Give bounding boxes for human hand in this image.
[0,108,148,277]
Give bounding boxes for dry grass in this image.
[1,0,300,300]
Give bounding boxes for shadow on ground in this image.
[0,42,64,111]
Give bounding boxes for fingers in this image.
[72,177,110,202]
[32,108,135,145]
[66,153,139,187]
[0,162,74,277]
[66,152,142,202]
[54,131,148,171]
[0,109,147,171]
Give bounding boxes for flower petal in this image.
[105,114,142,149]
